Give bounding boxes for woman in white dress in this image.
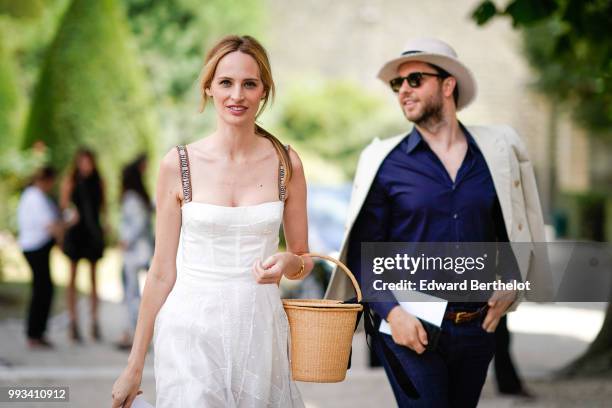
[112,35,313,408]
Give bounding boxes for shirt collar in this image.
[404,127,422,154]
[404,121,479,155]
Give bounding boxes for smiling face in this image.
[396,61,455,127]
[205,51,266,127]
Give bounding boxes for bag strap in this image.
[278,144,289,202]
[341,299,419,398]
[362,304,420,399]
[176,145,192,203]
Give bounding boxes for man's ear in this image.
[443,77,456,98]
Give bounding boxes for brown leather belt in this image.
[444,306,488,324]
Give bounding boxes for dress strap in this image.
[176,145,192,203]
[278,144,289,202]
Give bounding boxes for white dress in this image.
[153,146,303,408]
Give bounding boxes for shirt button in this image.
[451,184,456,190]
[514,180,520,188]
[518,223,523,231]
[453,213,458,219]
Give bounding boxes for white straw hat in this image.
[377,38,477,110]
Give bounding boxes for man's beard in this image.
[405,90,444,128]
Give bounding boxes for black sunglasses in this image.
[389,72,447,92]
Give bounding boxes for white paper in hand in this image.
[379,291,447,335]
[131,395,154,408]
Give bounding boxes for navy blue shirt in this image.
[347,124,510,319]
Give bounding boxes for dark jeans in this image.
[373,309,495,407]
[23,239,55,339]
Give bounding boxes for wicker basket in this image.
[282,253,363,383]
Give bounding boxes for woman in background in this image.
[60,148,106,342]
[115,154,154,350]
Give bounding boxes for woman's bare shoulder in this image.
[159,147,182,177]
[287,145,304,175]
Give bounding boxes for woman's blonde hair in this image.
[199,35,292,181]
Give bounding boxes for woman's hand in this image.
[111,366,142,408]
[62,207,80,227]
[252,252,302,284]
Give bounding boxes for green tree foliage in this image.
[124,0,264,101]
[0,0,67,231]
[274,79,405,180]
[472,0,612,136]
[0,33,22,150]
[0,0,53,151]
[121,0,265,149]
[0,0,70,100]
[22,0,158,174]
[0,0,43,19]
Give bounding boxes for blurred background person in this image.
[60,148,106,342]
[494,315,534,399]
[115,154,154,351]
[17,166,62,349]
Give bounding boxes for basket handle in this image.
[301,252,362,303]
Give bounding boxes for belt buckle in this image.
[454,311,468,324]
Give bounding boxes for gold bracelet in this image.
[289,254,305,280]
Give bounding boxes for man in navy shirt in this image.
[344,38,523,407]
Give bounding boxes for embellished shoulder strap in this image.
[176,145,192,203]
[278,144,289,202]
